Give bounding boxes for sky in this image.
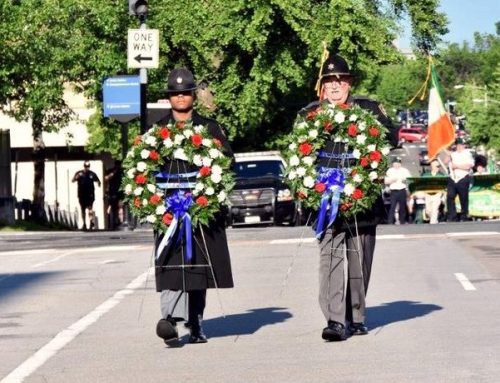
[399,0,500,49]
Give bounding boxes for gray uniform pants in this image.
[160,289,207,323]
[318,226,376,325]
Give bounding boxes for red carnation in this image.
[338,103,349,110]
[297,191,307,199]
[196,196,209,207]
[191,134,203,147]
[133,135,142,145]
[323,121,333,132]
[314,183,326,193]
[347,123,358,137]
[352,189,364,200]
[158,127,170,139]
[368,127,380,137]
[162,213,173,225]
[199,166,211,177]
[175,121,186,129]
[149,150,159,161]
[213,138,222,147]
[149,194,161,204]
[135,174,147,184]
[369,151,382,162]
[360,157,370,167]
[134,197,141,208]
[306,109,318,120]
[340,202,352,211]
[298,142,313,156]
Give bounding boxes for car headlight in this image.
[277,189,293,202]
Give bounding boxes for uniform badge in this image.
[328,63,335,70]
[176,77,183,84]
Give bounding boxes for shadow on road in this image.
[0,272,60,301]
[367,300,442,329]
[203,307,293,338]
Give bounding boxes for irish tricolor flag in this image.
[427,64,455,160]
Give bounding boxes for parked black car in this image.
[228,152,300,226]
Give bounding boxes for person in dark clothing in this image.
[104,160,124,230]
[154,68,234,345]
[72,161,101,230]
[299,53,398,341]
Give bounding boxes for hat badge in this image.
[328,63,335,70]
[176,77,183,84]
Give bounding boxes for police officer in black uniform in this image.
[154,68,234,345]
[300,54,398,341]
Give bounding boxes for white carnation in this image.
[288,171,297,180]
[209,148,221,159]
[211,164,222,175]
[126,149,134,158]
[174,134,184,145]
[183,129,193,138]
[353,174,363,183]
[302,156,314,165]
[371,161,379,169]
[134,187,143,196]
[289,155,300,166]
[142,198,148,206]
[349,114,358,122]
[297,122,308,130]
[289,143,297,150]
[136,161,147,172]
[309,129,318,138]
[296,167,306,176]
[369,171,378,181]
[367,144,376,152]
[334,112,345,123]
[193,154,203,166]
[124,184,132,194]
[344,184,355,196]
[155,205,166,215]
[356,134,367,145]
[358,121,367,131]
[211,173,222,183]
[298,135,307,143]
[381,146,391,155]
[194,125,204,133]
[352,149,361,159]
[334,136,343,142]
[146,214,157,223]
[145,135,157,146]
[163,138,174,148]
[314,120,321,127]
[173,148,188,161]
[140,148,150,159]
[202,157,213,167]
[195,182,204,191]
[217,190,227,203]
[205,187,215,196]
[127,168,136,179]
[303,176,315,188]
[202,138,213,147]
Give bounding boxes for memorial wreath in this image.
[122,121,234,233]
[283,102,391,224]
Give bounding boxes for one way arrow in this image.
[134,54,153,63]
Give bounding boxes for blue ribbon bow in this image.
[156,190,194,262]
[315,167,345,239]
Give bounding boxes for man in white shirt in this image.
[385,157,412,224]
[444,138,474,221]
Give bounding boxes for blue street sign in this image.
[103,75,140,122]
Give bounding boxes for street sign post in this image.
[127,29,159,69]
[102,75,140,123]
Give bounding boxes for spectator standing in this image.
[104,160,124,230]
[421,159,446,224]
[444,138,474,221]
[385,157,411,224]
[72,161,101,230]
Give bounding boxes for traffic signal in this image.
[129,0,148,18]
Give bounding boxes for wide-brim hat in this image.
[166,68,197,93]
[319,54,353,80]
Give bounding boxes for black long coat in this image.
[154,110,234,292]
[300,95,399,229]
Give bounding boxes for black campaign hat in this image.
[320,54,352,79]
[166,68,197,93]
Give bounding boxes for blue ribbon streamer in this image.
[315,167,345,239]
[157,190,194,263]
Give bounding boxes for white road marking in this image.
[31,250,78,269]
[454,273,477,291]
[0,249,56,256]
[0,268,153,383]
[446,231,499,237]
[270,238,316,244]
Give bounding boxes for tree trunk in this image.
[32,119,46,222]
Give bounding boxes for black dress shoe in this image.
[156,317,178,342]
[188,328,208,344]
[349,322,368,335]
[322,321,346,341]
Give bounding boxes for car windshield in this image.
[233,160,284,178]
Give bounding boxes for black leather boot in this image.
[322,320,346,341]
[188,315,207,344]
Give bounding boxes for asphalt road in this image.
[1,222,499,382]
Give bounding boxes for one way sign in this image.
[127,29,159,69]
